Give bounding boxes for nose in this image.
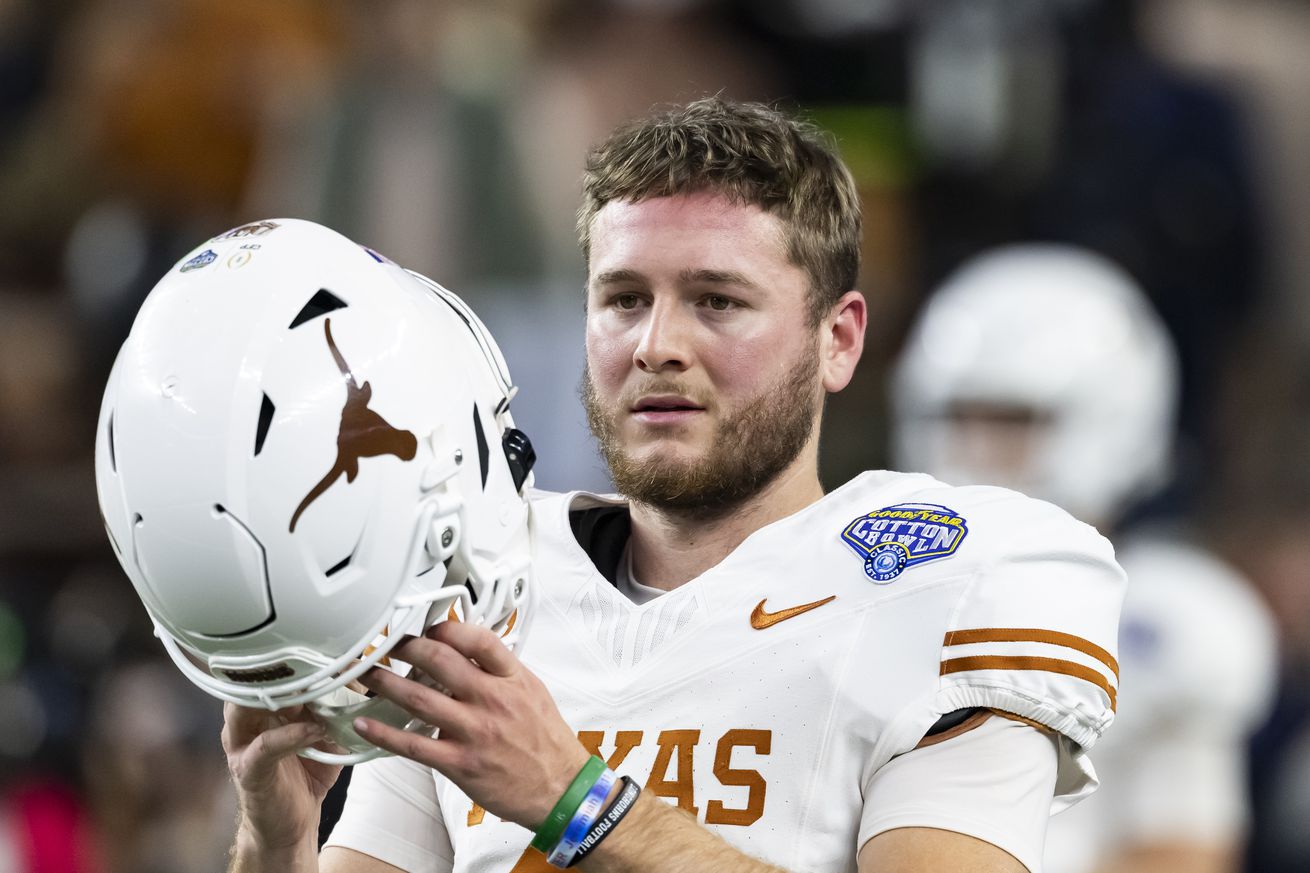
[633,297,690,374]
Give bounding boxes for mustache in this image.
[618,380,712,410]
[580,366,711,412]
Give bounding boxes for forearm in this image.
[227,818,321,873]
[580,793,788,873]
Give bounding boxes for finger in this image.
[224,701,268,736]
[250,719,326,759]
[358,668,470,736]
[237,720,328,786]
[390,636,486,699]
[222,702,282,751]
[429,621,518,677]
[353,715,458,773]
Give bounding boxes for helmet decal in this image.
[221,664,295,683]
[215,220,281,241]
[289,317,418,532]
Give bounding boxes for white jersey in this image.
[1043,534,1278,873]
[327,470,1125,872]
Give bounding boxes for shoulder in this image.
[829,473,1125,748]
[526,486,617,514]
[524,487,634,589]
[822,477,1122,811]
[815,470,1118,585]
[527,487,626,547]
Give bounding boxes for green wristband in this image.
[532,756,608,853]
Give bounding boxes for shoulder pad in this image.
[936,496,1125,749]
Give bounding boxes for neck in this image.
[626,448,824,591]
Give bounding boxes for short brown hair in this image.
[577,97,862,325]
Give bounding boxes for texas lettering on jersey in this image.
[467,727,772,830]
[465,728,770,873]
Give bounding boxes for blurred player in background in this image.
[892,243,1278,873]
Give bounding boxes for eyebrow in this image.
[590,267,760,290]
[679,268,759,290]
[592,268,645,287]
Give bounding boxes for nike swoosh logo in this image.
[750,595,837,630]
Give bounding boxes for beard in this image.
[581,345,823,520]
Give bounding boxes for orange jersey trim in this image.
[940,654,1117,712]
[914,708,993,749]
[987,707,1055,734]
[943,627,1119,679]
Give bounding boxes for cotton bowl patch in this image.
[841,503,969,583]
[179,249,217,272]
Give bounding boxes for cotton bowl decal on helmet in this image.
[94,219,536,764]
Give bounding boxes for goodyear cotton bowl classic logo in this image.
[841,503,969,583]
[179,249,217,272]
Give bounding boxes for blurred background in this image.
[1,0,1308,870]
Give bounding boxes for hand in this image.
[221,702,344,853]
[354,621,591,830]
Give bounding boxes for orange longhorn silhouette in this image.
[290,318,417,532]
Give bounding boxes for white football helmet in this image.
[94,219,537,763]
[892,243,1178,525]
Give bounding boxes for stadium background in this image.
[1,0,1308,869]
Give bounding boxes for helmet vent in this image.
[107,413,117,473]
[325,552,352,577]
[288,288,347,329]
[254,393,275,456]
[472,404,489,489]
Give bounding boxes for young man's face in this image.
[582,191,826,515]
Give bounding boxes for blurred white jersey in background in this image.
[1043,533,1277,873]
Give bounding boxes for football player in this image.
[312,100,1124,873]
[892,244,1278,873]
[103,101,1124,873]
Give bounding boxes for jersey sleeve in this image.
[935,497,1126,805]
[323,755,455,873]
[860,714,1060,873]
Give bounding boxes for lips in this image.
[630,393,706,426]
[632,394,704,413]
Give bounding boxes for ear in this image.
[820,290,867,393]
